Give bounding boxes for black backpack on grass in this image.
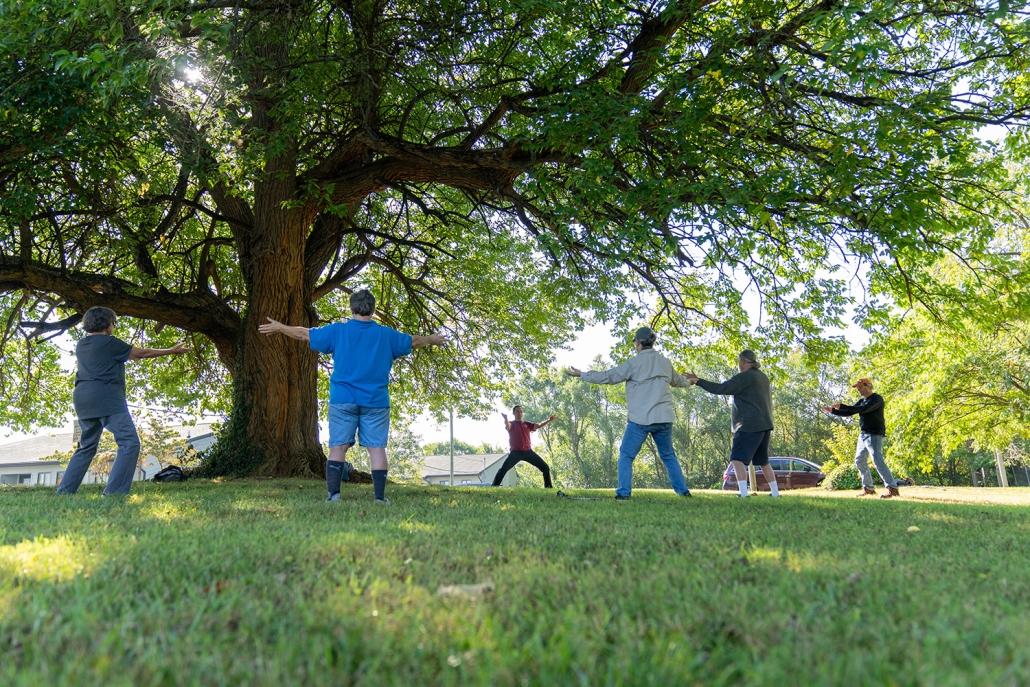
[153,465,187,483]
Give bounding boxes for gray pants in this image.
[57,413,140,495]
[855,432,897,489]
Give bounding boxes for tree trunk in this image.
[235,192,325,476]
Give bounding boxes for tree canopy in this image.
[2,0,1029,474]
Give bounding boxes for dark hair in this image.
[82,307,117,333]
[350,289,376,316]
[512,405,522,412]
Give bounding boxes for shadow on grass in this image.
[2,480,1029,685]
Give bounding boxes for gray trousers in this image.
[855,432,897,489]
[57,413,140,495]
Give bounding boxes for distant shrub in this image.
[826,463,862,490]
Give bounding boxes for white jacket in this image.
[579,349,690,425]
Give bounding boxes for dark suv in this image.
[722,457,825,491]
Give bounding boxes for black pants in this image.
[492,450,553,488]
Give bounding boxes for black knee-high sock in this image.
[326,460,345,496]
[372,469,387,500]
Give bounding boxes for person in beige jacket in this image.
[566,327,692,500]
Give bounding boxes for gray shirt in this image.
[579,349,691,425]
[696,367,774,434]
[73,334,133,419]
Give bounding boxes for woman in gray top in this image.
[686,350,777,497]
[58,307,188,496]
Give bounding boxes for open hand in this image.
[427,331,449,346]
[565,367,581,377]
[684,371,699,385]
[257,317,283,335]
[168,342,190,355]
[548,414,557,422]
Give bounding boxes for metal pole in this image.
[994,450,1010,488]
[449,409,455,487]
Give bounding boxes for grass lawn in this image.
[2,481,1029,686]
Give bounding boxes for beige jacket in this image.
[579,349,690,425]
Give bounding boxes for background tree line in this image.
[434,338,1030,489]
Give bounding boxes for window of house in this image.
[461,480,472,485]
[1,474,32,486]
[37,472,52,485]
[57,471,65,485]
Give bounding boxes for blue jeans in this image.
[328,403,391,448]
[855,433,896,489]
[617,421,689,497]
[58,413,140,495]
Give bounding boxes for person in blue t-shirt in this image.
[259,289,447,504]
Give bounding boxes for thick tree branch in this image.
[0,255,241,367]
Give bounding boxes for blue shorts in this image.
[729,430,771,466]
[328,404,391,448]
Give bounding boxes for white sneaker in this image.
[326,493,340,502]
[373,497,390,505]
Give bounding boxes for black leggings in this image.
[492,450,553,488]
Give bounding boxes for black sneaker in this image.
[614,495,631,501]
[682,491,692,498]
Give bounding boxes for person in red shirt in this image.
[491,405,557,488]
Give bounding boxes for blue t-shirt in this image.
[309,319,412,407]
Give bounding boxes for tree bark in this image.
[235,175,327,476]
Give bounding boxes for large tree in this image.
[2,0,1028,475]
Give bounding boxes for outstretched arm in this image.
[258,318,310,342]
[128,342,189,360]
[830,402,860,416]
[501,412,511,431]
[534,414,558,429]
[411,332,448,348]
[694,373,749,396]
[569,360,633,385]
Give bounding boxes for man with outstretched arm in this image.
[491,406,557,488]
[821,377,900,499]
[58,307,189,496]
[565,327,692,500]
[259,289,446,504]
[685,350,777,498]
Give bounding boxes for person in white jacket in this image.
[565,327,692,500]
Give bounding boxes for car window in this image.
[769,459,787,470]
[791,460,813,472]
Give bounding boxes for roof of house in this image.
[0,434,69,467]
[420,452,507,478]
[0,424,213,467]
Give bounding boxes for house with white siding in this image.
[421,453,517,487]
[0,425,214,488]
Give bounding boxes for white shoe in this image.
[373,497,390,505]
[326,493,340,502]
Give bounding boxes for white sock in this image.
[769,480,780,497]
[738,480,748,497]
